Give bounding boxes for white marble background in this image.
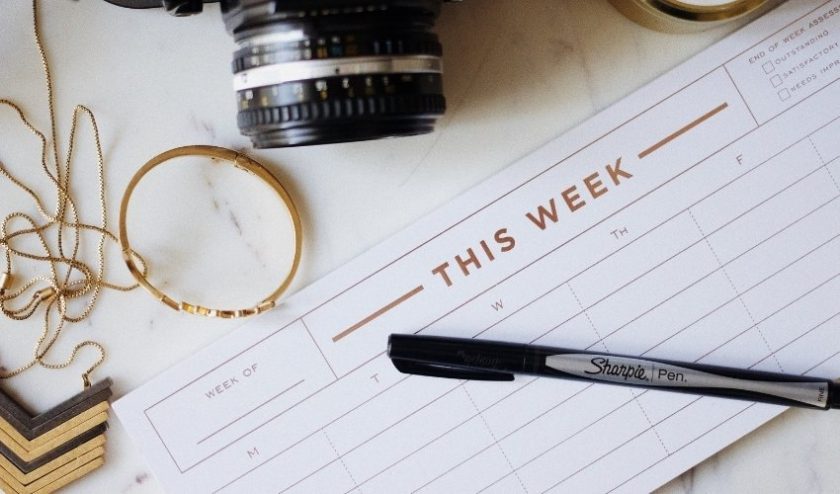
[1,0,839,492]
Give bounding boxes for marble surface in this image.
[1,0,838,492]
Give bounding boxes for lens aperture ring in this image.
[233,31,441,71]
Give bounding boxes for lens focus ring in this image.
[239,93,446,126]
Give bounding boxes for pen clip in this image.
[391,358,515,382]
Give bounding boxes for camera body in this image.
[104,0,454,148]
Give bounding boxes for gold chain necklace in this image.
[0,5,299,489]
[0,0,146,387]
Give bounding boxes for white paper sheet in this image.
[114,2,840,492]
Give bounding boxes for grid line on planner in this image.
[827,166,840,192]
[472,391,642,494]
[414,378,579,493]
[547,397,709,493]
[566,282,672,456]
[567,284,606,346]
[752,312,840,370]
[190,354,413,472]
[195,380,305,446]
[461,386,530,493]
[144,409,180,475]
[208,374,412,491]
[693,263,840,363]
[809,135,829,165]
[585,231,840,356]
[143,317,302,412]
[200,373,411,476]
[272,380,534,494]
[323,430,359,490]
[809,135,840,193]
[339,381,616,494]
[573,196,838,351]
[685,208,783,372]
[302,319,339,379]
[608,403,756,493]
[545,396,707,493]
[723,65,759,126]
[645,255,840,358]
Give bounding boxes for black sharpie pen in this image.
[388,334,840,410]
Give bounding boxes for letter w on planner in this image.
[526,198,559,230]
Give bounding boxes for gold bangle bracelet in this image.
[118,145,302,319]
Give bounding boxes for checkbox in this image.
[778,88,790,101]
[770,75,783,87]
[763,61,775,74]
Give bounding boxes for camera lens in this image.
[221,0,447,148]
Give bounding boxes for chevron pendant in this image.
[0,380,112,494]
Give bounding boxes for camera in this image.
[104,0,454,148]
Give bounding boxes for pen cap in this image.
[388,334,527,372]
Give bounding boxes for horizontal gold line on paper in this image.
[638,102,729,159]
[332,285,426,342]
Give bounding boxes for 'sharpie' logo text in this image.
[585,357,649,382]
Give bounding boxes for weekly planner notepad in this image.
[115,2,840,492]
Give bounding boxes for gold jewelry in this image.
[0,2,118,491]
[1,0,147,385]
[119,145,302,319]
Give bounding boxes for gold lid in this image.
[610,0,771,33]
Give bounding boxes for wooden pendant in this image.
[0,379,112,493]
